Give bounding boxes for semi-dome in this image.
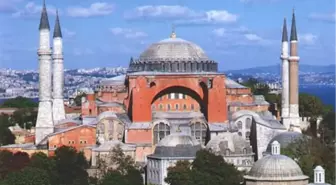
[152,132,201,158]
[128,31,218,73]
[265,131,304,153]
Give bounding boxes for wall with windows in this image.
[151,93,200,112]
[47,125,96,160]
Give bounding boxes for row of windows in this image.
[237,118,252,129]
[152,103,196,110]
[67,140,88,145]
[225,148,248,156]
[226,158,252,166]
[153,122,207,145]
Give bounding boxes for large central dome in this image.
[139,37,209,61]
[128,32,218,73]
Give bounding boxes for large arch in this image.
[128,74,227,123]
[151,85,206,114]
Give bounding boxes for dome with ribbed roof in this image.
[128,31,218,73]
[245,140,308,182]
[245,154,307,181]
[139,37,209,61]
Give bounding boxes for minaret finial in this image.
[282,18,288,42]
[53,9,62,38]
[290,8,298,41]
[39,0,50,30]
[170,24,176,38]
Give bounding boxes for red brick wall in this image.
[48,126,96,159]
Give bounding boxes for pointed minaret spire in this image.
[290,9,298,41]
[282,18,288,42]
[53,10,62,38]
[39,0,50,30]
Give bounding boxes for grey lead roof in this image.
[139,37,210,61]
[39,0,50,30]
[53,10,62,38]
[282,18,288,42]
[290,10,298,41]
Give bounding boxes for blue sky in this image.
[0,0,335,70]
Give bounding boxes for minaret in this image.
[52,10,66,123]
[280,18,290,129]
[288,9,301,133]
[35,0,54,144]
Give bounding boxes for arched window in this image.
[175,104,179,110]
[237,121,242,129]
[190,122,207,145]
[238,132,242,136]
[243,148,247,154]
[246,118,252,128]
[159,104,163,110]
[245,131,250,140]
[225,149,230,156]
[153,122,170,145]
[167,104,171,110]
[183,104,187,110]
[191,104,194,110]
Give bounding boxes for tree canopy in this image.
[1,97,38,108]
[95,145,143,185]
[0,146,91,185]
[165,149,243,185]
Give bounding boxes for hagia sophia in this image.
[0,2,332,185]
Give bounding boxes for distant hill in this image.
[224,64,335,74]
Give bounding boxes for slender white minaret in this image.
[35,0,54,145]
[52,10,66,123]
[280,18,291,129]
[288,10,301,133]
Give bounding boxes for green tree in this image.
[282,136,335,185]
[11,108,37,129]
[318,111,335,145]
[29,152,58,184]
[97,145,143,185]
[53,146,90,185]
[242,78,270,96]
[74,93,87,106]
[165,149,243,185]
[1,97,38,108]
[0,150,13,179]
[1,167,51,185]
[165,161,192,185]
[0,114,15,146]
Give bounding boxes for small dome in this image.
[266,131,303,153]
[157,133,200,147]
[206,133,253,155]
[153,133,201,158]
[245,155,308,181]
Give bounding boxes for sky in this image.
[0,0,335,70]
